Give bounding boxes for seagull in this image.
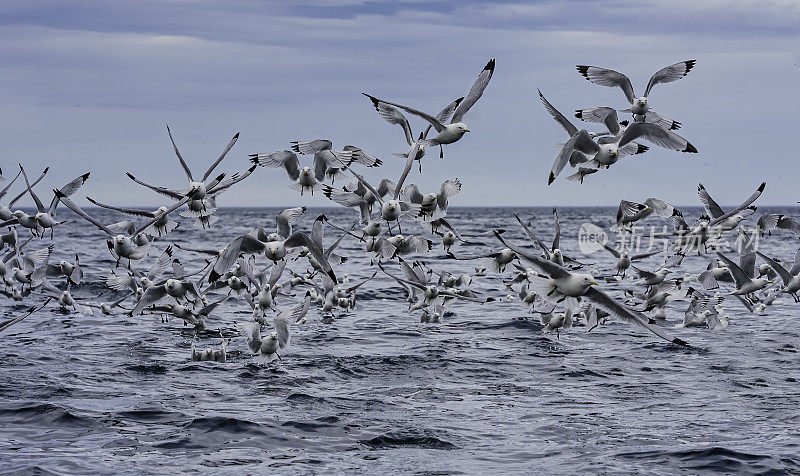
[576,60,696,126]
[365,93,463,163]
[755,251,800,302]
[601,243,663,278]
[494,229,687,345]
[239,292,311,363]
[614,198,681,231]
[130,278,202,315]
[208,207,307,281]
[540,90,695,184]
[400,179,461,222]
[191,330,228,363]
[0,167,48,221]
[362,58,494,157]
[54,191,190,266]
[756,214,800,237]
[290,140,378,184]
[5,166,90,238]
[715,250,772,303]
[85,198,180,237]
[335,146,424,233]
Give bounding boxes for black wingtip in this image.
[684,60,697,75]
[758,182,766,192]
[484,58,495,72]
[327,269,337,283]
[548,173,556,185]
[126,172,136,180]
[672,337,689,347]
[619,120,629,127]
[81,172,91,181]
[636,144,649,154]
[53,189,66,198]
[208,270,221,283]
[576,65,590,78]
[574,109,582,119]
[247,164,257,172]
[683,143,698,153]
[362,92,380,110]
[670,120,681,130]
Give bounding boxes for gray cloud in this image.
[0,0,798,209]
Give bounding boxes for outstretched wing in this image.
[644,60,696,97]
[451,58,495,123]
[576,65,636,104]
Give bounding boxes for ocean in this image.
[2,206,799,475]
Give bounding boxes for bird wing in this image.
[275,206,306,239]
[166,124,194,181]
[49,172,91,216]
[539,90,578,137]
[147,246,173,281]
[437,179,461,212]
[343,145,382,168]
[393,146,419,200]
[755,251,791,285]
[208,164,256,194]
[738,229,757,279]
[602,243,621,258]
[291,139,332,155]
[52,191,114,236]
[707,182,766,227]
[85,197,155,218]
[249,150,300,181]
[125,172,184,200]
[210,234,266,281]
[365,95,415,146]
[0,168,22,201]
[131,285,168,315]
[378,262,426,291]
[202,132,240,181]
[451,58,495,123]
[715,251,753,289]
[549,130,598,185]
[644,60,696,97]
[493,230,571,279]
[583,287,686,345]
[237,321,262,354]
[513,213,551,256]
[697,184,725,219]
[618,122,697,152]
[8,167,48,208]
[362,93,444,133]
[576,65,636,104]
[19,166,46,213]
[284,231,336,282]
[643,198,681,219]
[551,207,561,252]
[131,196,190,237]
[791,248,800,276]
[574,107,620,135]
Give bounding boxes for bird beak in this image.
[464,129,471,133]
[591,281,599,286]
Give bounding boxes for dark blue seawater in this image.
[1,206,799,474]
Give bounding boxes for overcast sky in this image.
[1,0,799,208]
